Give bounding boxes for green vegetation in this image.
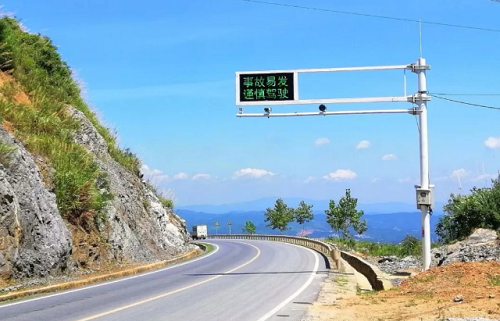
[144,182,175,210]
[264,198,295,233]
[0,17,143,230]
[0,141,16,165]
[242,220,256,234]
[293,200,314,235]
[436,174,500,244]
[325,188,367,247]
[490,274,500,286]
[326,234,425,258]
[201,243,214,254]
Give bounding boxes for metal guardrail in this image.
[207,234,341,269]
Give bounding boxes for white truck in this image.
[191,224,207,240]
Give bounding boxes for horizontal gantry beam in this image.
[236,108,421,117]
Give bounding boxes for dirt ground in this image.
[306,261,500,321]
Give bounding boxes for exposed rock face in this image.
[432,228,500,267]
[0,128,73,279]
[68,107,191,263]
[371,255,422,275]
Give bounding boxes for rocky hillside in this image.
[0,17,192,283]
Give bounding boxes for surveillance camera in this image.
[264,107,272,113]
[319,104,327,112]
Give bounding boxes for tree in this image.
[242,221,256,234]
[264,198,294,233]
[436,174,500,244]
[399,234,420,257]
[325,189,367,246]
[294,201,314,236]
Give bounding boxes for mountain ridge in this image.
[177,197,445,214]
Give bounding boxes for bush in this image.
[399,234,421,257]
[436,175,500,244]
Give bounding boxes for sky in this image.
[2,0,500,207]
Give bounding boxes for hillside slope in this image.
[0,16,192,284]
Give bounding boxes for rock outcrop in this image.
[0,128,73,279]
[432,228,500,267]
[0,106,191,281]
[68,107,191,264]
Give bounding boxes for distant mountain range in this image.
[176,208,445,244]
[177,197,446,215]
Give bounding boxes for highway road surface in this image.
[0,240,329,321]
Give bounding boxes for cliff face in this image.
[0,127,72,279]
[0,17,191,283]
[68,107,191,265]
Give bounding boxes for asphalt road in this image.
[0,240,329,321]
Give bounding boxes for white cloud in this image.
[323,169,357,181]
[382,154,398,161]
[173,172,189,180]
[397,177,412,183]
[233,168,276,179]
[451,168,470,179]
[314,138,330,146]
[356,140,371,149]
[304,176,316,183]
[484,137,500,149]
[371,178,380,183]
[192,173,212,180]
[141,165,169,183]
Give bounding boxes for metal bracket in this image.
[407,94,432,103]
[408,63,431,73]
[408,107,420,115]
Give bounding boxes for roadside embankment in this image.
[0,244,209,303]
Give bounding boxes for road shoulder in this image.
[301,258,360,321]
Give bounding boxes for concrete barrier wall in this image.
[340,251,392,291]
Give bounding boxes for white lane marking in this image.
[0,243,220,309]
[74,242,261,321]
[255,244,320,321]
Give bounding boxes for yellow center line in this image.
[74,242,261,321]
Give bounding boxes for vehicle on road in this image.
[191,224,208,240]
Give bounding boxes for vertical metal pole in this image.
[417,57,431,271]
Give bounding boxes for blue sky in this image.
[3,0,500,206]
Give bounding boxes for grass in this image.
[202,243,214,253]
[413,275,436,283]
[325,235,442,258]
[415,292,434,299]
[0,141,16,165]
[0,17,142,231]
[490,274,500,286]
[335,274,349,287]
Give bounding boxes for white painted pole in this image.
[417,57,431,271]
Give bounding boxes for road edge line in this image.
[255,245,320,321]
[0,243,217,306]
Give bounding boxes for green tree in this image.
[264,198,294,233]
[325,189,367,246]
[294,201,314,236]
[399,234,421,257]
[436,175,500,244]
[242,221,256,234]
